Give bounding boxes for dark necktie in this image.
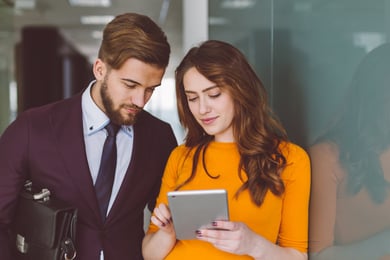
[95,122,120,221]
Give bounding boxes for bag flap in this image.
[13,194,76,249]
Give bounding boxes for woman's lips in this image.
[200,116,217,125]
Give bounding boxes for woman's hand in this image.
[142,203,177,260]
[195,220,260,256]
[196,221,307,260]
[150,203,175,235]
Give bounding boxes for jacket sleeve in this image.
[0,113,31,259]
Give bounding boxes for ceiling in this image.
[0,0,183,76]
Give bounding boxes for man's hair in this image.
[98,12,170,70]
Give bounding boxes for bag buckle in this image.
[33,188,51,201]
[16,234,28,253]
[22,180,51,202]
[62,238,76,260]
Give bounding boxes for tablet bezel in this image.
[167,189,229,240]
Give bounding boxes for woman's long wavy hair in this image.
[314,43,390,203]
[175,40,288,206]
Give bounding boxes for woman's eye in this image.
[187,96,198,102]
[209,93,221,98]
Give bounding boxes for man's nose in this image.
[131,89,146,108]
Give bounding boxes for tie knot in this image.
[105,122,120,137]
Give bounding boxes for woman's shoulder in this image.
[168,144,193,159]
[279,141,310,162]
[279,141,311,182]
[172,143,190,152]
[308,140,340,160]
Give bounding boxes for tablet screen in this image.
[167,189,229,240]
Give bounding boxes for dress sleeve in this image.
[277,143,311,252]
[308,142,342,253]
[146,145,187,234]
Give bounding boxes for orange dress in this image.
[147,141,311,259]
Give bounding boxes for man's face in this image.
[93,58,165,125]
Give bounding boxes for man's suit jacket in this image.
[0,93,178,260]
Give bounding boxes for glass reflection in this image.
[309,43,390,260]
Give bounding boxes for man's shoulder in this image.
[1,95,82,141]
[134,110,178,147]
[10,95,82,131]
[21,94,81,117]
[136,110,171,128]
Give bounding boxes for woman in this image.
[142,40,310,259]
[309,43,390,260]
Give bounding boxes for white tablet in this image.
[167,189,229,240]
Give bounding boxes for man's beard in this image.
[100,79,139,125]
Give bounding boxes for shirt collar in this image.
[81,80,133,137]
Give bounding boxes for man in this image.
[0,13,177,260]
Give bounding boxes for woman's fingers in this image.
[152,203,172,227]
[211,220,237,231]
[196,221,259,255]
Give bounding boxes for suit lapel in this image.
[50,95,101,222]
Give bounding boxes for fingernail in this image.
[195,230,202,237]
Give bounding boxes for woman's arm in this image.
[142,203,177,260]
[308,142,339,254]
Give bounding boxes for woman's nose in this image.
[198,97,211,114]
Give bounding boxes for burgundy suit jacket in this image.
[0,93,177,260]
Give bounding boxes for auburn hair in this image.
[175,40,288,206]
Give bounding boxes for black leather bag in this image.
[11,181,78,260]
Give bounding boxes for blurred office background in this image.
[1,1,390,257]
[1,0,388,147]
[0,0,388,152]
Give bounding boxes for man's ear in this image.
[93,58,106,80]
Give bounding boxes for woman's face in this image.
[183,67,235,142]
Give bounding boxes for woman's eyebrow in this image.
[184,85,219,94]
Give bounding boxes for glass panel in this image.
[0,3,14,134]
[210,0,390,259]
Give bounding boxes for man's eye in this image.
[124,83,137,89]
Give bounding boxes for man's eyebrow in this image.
[121,78,161,88]
[184,85,219,94]
[121,78,141,85]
